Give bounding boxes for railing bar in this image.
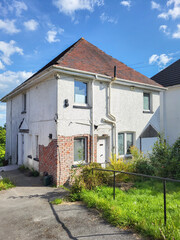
[163,180,167,225]
[92,168,180,183]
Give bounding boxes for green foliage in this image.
[50,198,63,205]
[80,181,180,240]
[0,125,6,166]
[107,154,135,182]
[149,134,171,177]
[0,178,15,191]
[130,146,155,176]
[168,137,180,179]
[70,163,110,201]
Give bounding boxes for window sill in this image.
[72,162,88,168]
[143,110,154,114]
[33,158,39,162]
[73,105,91,109]
[21,111,26,114]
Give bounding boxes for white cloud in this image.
[24,19,39,31]
[0,61,5,70]
[0,104,6,111]
[0,71,33,92]
[10,1,28,16]
[172,24,180,38]
[46,30,60,43]
[46,26,64,43]
[149,54,172,67]
[100,13,118,24]
[120,1,131,8]
[159,24,170,35]
[151,1,161,10]
[0,40,23,66]
[53,0,104,15]
[158,0,180,19]
[0,19,20,34]
[0,114,6,120]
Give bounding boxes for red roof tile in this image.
[53,37,161,87]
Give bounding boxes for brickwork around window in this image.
[39,134,98,186]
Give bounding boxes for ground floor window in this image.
[74,137,86,162]
[118,132,134,155]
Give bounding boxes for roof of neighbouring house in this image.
[151,59,180,87]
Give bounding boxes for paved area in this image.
[0,170,143,240]
[0,164,18,172]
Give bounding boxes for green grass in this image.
[79,180,180,240]
[50,198,63,205]
[0,178,15,191]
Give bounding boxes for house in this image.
[151,59,180,145]
[1,38,164,185]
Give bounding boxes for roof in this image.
[1,38,163,102]
[151,59,180,87]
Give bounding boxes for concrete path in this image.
[0,170,143,240]
[0,164,18,172]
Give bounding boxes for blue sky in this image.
[0,0,180,126]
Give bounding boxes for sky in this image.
[0,0,180,126]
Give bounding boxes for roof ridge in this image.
[57,37,84,64]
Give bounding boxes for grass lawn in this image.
[0,178,15,191]
[80,180,180,240]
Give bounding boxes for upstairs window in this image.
[143,93,150,111]
[22,93,27,113]
[74,137,86,162]
[74,80,87,104]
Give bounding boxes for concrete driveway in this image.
[0,170,142,240]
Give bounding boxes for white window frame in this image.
[22,93,27,113]
[143,92,152,112]
[118,132,135,156]
[74,80,88,106]
[74,137,87,164]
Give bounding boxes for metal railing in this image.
[92,168,180,226]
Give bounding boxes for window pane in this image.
[143,93,150,110]
[74,81,87,104]
[126,133,133,154]
[74,138,85,162]
[118,133,124,155]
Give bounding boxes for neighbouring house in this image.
[152,59,180,145]
[1,38,164,185]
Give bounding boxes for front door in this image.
[97,138,106,164]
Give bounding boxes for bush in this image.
[0,178,15,191]
[130,146,155,176]
[70,163,110,201]
[168,137,180,179]
[107,154,135,182]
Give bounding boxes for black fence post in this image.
[163,180,167,226]
[113,171,116,200]
[92,168,93,175]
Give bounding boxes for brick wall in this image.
[39,134,97,186]
[39,139,58,184]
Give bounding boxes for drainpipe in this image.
[91,78,95,162]
[107,66,117,156]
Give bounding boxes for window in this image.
[74,80,87,104]
[118,132,134,155]
[143,93,150,111]
[74,138,86,162]
[35,135,39,158]
[22,93,27,113]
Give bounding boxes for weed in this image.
[0,178,15,191]
[50,198,63,205]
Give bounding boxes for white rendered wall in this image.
[5,77,57,169]
[57,75,161,157]
[161,86,180,145]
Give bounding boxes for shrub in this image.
[168,137,180,179]
[149,135,171,177]
[0,178,15,191]
[107,154,135,182]
[130,146,155,176]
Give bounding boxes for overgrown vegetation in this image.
[0,125,6,167]
[69,135,180,239]
[80,182,180,240]
[50,198,63,205]
[18,165,39,177]
[0,178,15,191]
